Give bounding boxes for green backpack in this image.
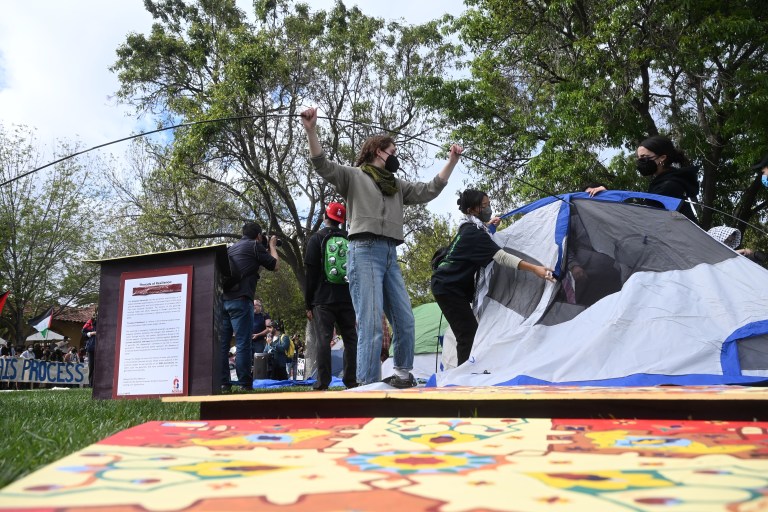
[322,231,349,284]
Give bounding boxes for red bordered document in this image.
[113,266,193,398]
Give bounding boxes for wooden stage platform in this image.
[2,386,767,511]
[164,385,768,421]
[2,416,767,511]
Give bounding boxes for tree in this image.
[399,215,454,307]
[256,262,305,336]
[106,139,249,256]
[0,125,104,344]
[109,0,455,293]
[419,0,768,241]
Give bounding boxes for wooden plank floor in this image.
[163,385,768,421]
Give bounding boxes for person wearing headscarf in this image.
[431,189,556,366]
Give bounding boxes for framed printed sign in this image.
[113,266,193,398]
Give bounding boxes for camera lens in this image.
[261,235,283,248]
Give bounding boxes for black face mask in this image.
[478,206,492,223]
[636,157,657,177]
[384,153,400,173]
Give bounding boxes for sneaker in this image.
[382,373,417,389]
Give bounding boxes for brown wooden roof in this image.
[54,304,97,323]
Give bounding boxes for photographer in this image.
[221,222,279,390]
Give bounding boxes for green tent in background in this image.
[383,302,450,379]
[414,302,447,354]
[388,302,446,355]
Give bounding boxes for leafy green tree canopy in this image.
[419,0,768,240]
[0,124,104,344]
[110,0,454,295]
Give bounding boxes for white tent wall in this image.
[381,326,459,380]
[381,353,442,380]
[438,257,768,386]
[26,330,65,342]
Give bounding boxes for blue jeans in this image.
[348,237,415,384]
[220,298,254,387]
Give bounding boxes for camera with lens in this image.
[261,234,283,248]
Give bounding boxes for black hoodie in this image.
[648,166,699,223]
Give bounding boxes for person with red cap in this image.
[303,201,358,389]
[301,107,462,388]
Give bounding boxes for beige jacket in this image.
[311,153,448,243]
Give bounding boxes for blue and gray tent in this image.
[430,190,768,387]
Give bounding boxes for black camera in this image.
[261,234,283,248]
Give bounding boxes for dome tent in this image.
[431,190,768,387]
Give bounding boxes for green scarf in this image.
[360,164,398,196]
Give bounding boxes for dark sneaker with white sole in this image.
[382,373,417,389]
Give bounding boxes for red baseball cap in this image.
[326,202,346,223]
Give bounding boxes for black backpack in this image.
[431,245,451,271]
[223,239,261,292]
[431,223,473,271]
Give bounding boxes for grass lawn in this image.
[0,388,200,489]
[0,385,334,489]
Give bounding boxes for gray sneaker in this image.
[382,373,417,389]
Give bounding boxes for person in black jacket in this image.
[304,202,358,390]
[587,135,699,223]
[221,222,279,390]
[431,190,556,366]
[83,315,97,387]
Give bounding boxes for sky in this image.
[0,0,471,221]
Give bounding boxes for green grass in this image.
[0,388,199,489]
[0,385,342,489]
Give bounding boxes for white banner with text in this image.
[0,357,87,385]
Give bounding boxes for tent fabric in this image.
[431,191,768,388]
[412,302,447,355]
[26,330,64,341]
[252,376,345,389]
[381,303,450,380]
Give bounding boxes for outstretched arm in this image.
[300,107,323,157]
[493,250,556,283]
[518,260,557,282]
[438,144,463,181]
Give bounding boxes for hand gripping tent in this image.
[429,190,768,387]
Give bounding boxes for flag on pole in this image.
[28,307,54,339]
[0,291,8,315]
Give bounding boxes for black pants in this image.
[270,354,289,381]
[433,293,478,366]
[88,353,95,387]
[311,302,358,388]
